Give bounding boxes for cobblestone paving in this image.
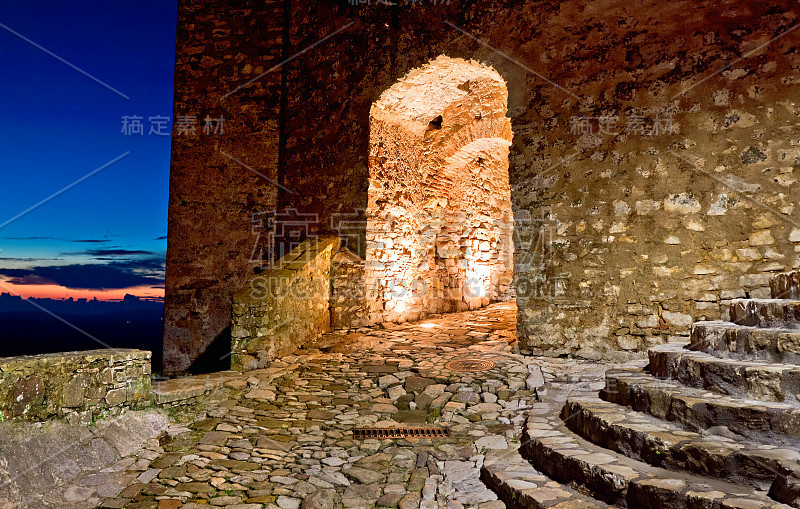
[102,302,612,509]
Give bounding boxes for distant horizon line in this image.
[0,291,164,303]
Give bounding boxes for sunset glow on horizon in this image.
[0,281,164,301]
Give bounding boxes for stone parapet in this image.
[0,348,151,422]
[231,236,341,370]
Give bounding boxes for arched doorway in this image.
[365,55,514,324]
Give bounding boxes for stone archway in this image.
[365,55,514,324]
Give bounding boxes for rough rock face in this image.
[165,0,800,369]
[0,409,169,508]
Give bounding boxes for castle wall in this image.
[166,0,800,368]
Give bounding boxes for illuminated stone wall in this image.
[330,248,368,329]
[365,56,514,324]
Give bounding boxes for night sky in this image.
[0,1,178,301]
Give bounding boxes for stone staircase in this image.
[483,271,800,508]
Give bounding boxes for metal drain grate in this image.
[353,427,450,440]
[444,359,496,372]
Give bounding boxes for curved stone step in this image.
[731,299,800,328]
[480,446,610,508]
[602,368,800,443]
[521,413,790,508]
[772,272,800,300]
[648,343,800,403]
[563,395,800,496]
[691,321,800,364]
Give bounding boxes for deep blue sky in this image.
[0,1,177,300]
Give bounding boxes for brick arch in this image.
[365,55,514,324]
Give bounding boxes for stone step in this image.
[602,368,800,442]
[648,342,800,403]
[772,272,800,300]
[691,321,800,364]
[731,299,800,328]
[480,447,610,508]
[521,412,790,508]
[730,298,800,329]
[150,371,242,405]
[563,395,800,496]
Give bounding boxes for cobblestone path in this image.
[101,302,611,509]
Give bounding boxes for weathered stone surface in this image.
[343,467,385,485]
[522,411,783,508]
[302,489,341,509]
[562,395,800,489]
[376,492,404,508]
[230,237,341,371]
[0,349,151,421]
[343,484,382,505]
[0,409,168,508]
[649,342,800,403]
[404,377,435,394]
[474,436,507,451]
[104,304,560,509]
[604,368,800,439]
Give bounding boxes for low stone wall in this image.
[0,349,151,422]
[231,236,340,371]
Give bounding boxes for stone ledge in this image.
[151,371,243,405]
[234,236,342,305]
[0,348,150,372]
[522,411,789,508]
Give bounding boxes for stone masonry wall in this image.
[511,0,800,360]
[0,349,151,422]
[163,0,284,372]
[331,248,368,330]
[231,237,340,370]
[169,0,800,363]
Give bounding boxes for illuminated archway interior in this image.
[365,55,514,324]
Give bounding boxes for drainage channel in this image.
[352,427,450,440]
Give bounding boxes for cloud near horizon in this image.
[60,248,156,257]
[1,236,112,243]
[0,258,164,290]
